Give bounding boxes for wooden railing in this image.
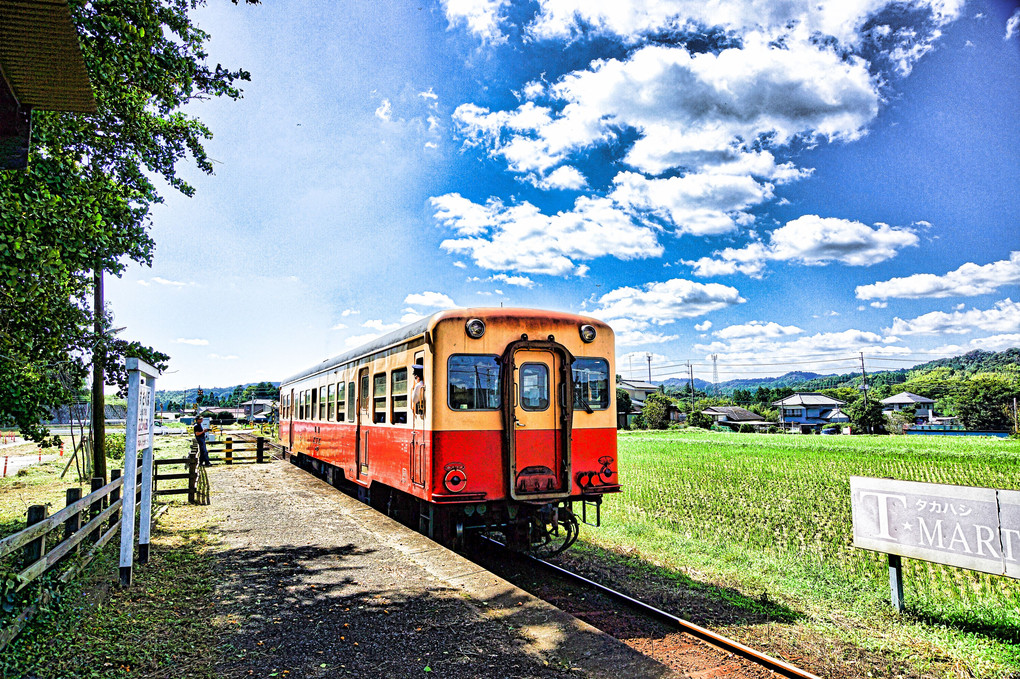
[0,466,147,651]
[190,435,270,465]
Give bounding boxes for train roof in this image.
[280,307,609,386]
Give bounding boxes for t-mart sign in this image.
[851,476,1020,579]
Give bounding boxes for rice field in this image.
[591,429,1020,675]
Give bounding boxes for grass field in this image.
[582,430,1020,677]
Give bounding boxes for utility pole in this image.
[860,352,870,434]
[711,354,719,397]
[646,353,652,383]
[687,362,695,414]
[91,269,107,481]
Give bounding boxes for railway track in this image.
[473,536,822,679]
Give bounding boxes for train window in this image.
[391,368,408,424]
[572,358,610,411]
[336,382,345,422]
[519,363,550,411]
[304,390,311,420]
[347,382,356,422]
[448,354,501,410]
[313,388,321,421]
[327,384,335,421]
[372,373,387,423]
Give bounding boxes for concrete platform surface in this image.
[204,458,677,679]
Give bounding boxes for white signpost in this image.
[851,476,1020,611]
[120,357,158,587]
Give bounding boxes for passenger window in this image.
[520,363,549,411]
[313,388,321,421]
[337,382,345,422]
[327,384,335,421]
[391,368,408,424]
[448,354,501,410]
[572,358,610,411]
[347,382,356,422]
[373,374,387,423]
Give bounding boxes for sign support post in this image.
[888,554,904,613]
[120,357,157,586]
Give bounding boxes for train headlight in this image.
[466,318,486,339]
[444,467,468,493]
[579,324,597,343]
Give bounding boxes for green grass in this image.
[585,430,1020,678]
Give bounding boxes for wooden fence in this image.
[0,466,143,651]
[0,435,274,651]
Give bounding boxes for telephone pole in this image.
[91,269,107,481]
[646,353,652,383]
[711,354,719,397]
[859,352,870,434]
[687,362,695,413]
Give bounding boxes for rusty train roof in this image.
[280,308,611,387]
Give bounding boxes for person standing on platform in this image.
[194,415,211,467]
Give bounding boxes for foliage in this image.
[687,410,714,429]
[738,423,755,433]
[615,388,632,418]
[955,373,1020,431]
[0,0,251,441]
[642,392,672,430]
[105,433,126,460]
[846,398,885,434]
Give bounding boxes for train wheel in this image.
[529,508,579,557]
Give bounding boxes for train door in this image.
[410,351,426,487]
[511,348,565,495]
[288,388,294,449]
[356,367,370,479]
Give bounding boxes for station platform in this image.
[203,458,677,678]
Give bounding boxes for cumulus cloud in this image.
[887,299,1020,336]
[175,338,209,346]
[694,320,712,331]
[345,333,381,348]
[432,193,663,276]
[375,99,392,121]
[714,321,803,339]
[442,0,509,43]
[362,319,402,332]
[489,273,535,288]
[590,277,744,345]
[855,251,1020,299]
[1007,8,1020,40]
[932,333,1020,355]
[329,323,347,331]
[405,291,457,308]
[340,309,360,317]
[152,277,189,287]
[686,215,918,277]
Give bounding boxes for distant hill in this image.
[155,381,280,408]
[661,371,829,395]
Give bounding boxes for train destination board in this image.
[851,476,1020,579]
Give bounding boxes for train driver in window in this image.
[411,363,426,418]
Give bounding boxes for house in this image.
[239,399,276,419]
[617,379,659,427]
[701,405,770,431]
[772,392,847,433]
[880,392,935,421]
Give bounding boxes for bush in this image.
[738,423,755,433]
[687,411,714,429]
[106,433,126,460]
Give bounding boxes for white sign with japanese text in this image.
[851,476,1020,578]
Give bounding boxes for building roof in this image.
[0,0,96,112]
[701,406,760,421]
[619,379,658,392]
[824,407,850,422]
[772,392,846,407]
[880,391,935,405]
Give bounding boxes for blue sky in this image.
[107,0,1020,390]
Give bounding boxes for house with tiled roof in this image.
[772,392,847,433]
[880,392,935,420]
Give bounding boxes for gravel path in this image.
[204,460,676,679]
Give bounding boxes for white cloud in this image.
[152,277,189,287]
[694,320,712,331]
[175,338,209,346]
[855,251,1020,299]
[362,319,402,332]
[424,141,438,149]
[618,351,671,380]
[432,193,663,276]
[340,309,360,317]
[489,273,535,288]
[887,299,1020,336]
[137,280,150,287]
[442,0,509,44]
[870,301,888,308]
[932,333,1020,355]
[404,291,457,308]
[687,215,918,276]
[420,88,438,102]
[714,321,802,339]
[1006,9,1020,40]
[345,333,381,348]
[591,277,743,345]
[453,261,467,269]
[329,323,347,331]
[534,166,588,190]
[375,99,392,121]
[400,308,426,324]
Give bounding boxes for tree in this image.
[643,392,672,430]
[847,399,885,434]
[0,0,252,444]
[732,388,752,405]
[753,386,772,404]
[955,373,1020,431]
[688,410,714,429]
[615,388,632,420]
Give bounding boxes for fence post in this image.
[64,488,82,558]
[24,505,48,568]
[89,476,104,543]
[110,468,122,527]
[257,437,265,464]
[188,450,197,504]
[225,436,233,465]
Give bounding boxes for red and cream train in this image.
[278,308,619,553]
